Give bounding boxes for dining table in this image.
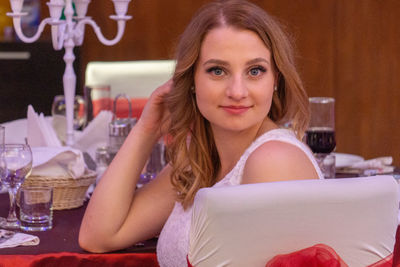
[0,192,159,267]
[0,170,399,267]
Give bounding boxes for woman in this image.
[79,0,323,266]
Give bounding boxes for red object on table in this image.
[0,252,159,267]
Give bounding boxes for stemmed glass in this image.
[51,95,87,130]
[306,97,336,178]
[0,144,33,229]
[51,95,87,143]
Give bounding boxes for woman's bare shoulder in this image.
[242,140,319,184]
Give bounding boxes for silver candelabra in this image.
[7,0,132,146]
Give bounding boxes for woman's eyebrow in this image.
[203,58,270,67]
[203,59,229,66]
[246,57,270,66]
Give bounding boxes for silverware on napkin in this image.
[0,230,15,244]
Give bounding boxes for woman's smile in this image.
[220,105,253,115]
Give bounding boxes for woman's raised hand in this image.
[136,79,172,139]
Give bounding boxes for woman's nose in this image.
[226,75,248,100]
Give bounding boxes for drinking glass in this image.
[0,126,5,224]
[84,85,111,126]
[51,95,87,130]
[306,97,336,178]
[0,125,4,145]
[20,186,53,231]
[0,144,33,229]
[138,140,166,188]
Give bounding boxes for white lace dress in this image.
[156,129,324,267]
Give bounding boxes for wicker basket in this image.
[21,170,97,210]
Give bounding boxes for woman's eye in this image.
[207,67,224,76]
[248,66,266,77]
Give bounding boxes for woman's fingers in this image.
[137,80,173,136]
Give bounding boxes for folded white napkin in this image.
[27,105,62,147]
[26,105,113,162]
[0,230,39,249]
[349,156,394,174]
[72,110,113,160]
[31,147,86,178]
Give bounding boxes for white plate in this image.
[333,153,364,168]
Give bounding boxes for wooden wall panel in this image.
[39,0,399,166]
[80,0,336,97]
[81,1,209,62]
[258,0,336,98]
[335,0,400,165]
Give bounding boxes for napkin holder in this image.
[108,94,137,160]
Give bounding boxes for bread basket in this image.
[21,169,97,210]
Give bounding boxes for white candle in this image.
[50,0,64,5]
[10,0,24,13]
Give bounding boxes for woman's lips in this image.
[220,105,251,115]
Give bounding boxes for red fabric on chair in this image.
[366,254,393,267]
[113,98,148,119]
[264,244,393,267]
[92,98,148,119]
[0,252,159,267]
[187,247,394,267]
[92,98,112,117]
[187,255,193,267]
[265,244,348,267]
[393,225,400,266]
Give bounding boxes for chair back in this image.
[85,60,175,98]
[188,176,399,267]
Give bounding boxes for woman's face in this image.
[194,26,276,135]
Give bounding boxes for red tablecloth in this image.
[0,252,159,267]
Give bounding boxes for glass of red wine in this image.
[306,97,336,178]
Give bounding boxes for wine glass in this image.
[51,95,87,143]
[306,97,336,178]
[0,144,33,229]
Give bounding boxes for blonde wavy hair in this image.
[165,0,310,209]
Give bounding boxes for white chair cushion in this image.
[85,60,175,98]
[188,176,399,267]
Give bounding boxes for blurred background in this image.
[0,0,399,165]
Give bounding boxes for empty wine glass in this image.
[306,97,336,178]
[52,94,87,129]
[51,95,87,143]
[0,144,33,229]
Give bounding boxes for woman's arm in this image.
[242,141,319,184]
[79,81,176,253]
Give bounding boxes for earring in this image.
[191,85,195,94]
[274,85,278,92]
